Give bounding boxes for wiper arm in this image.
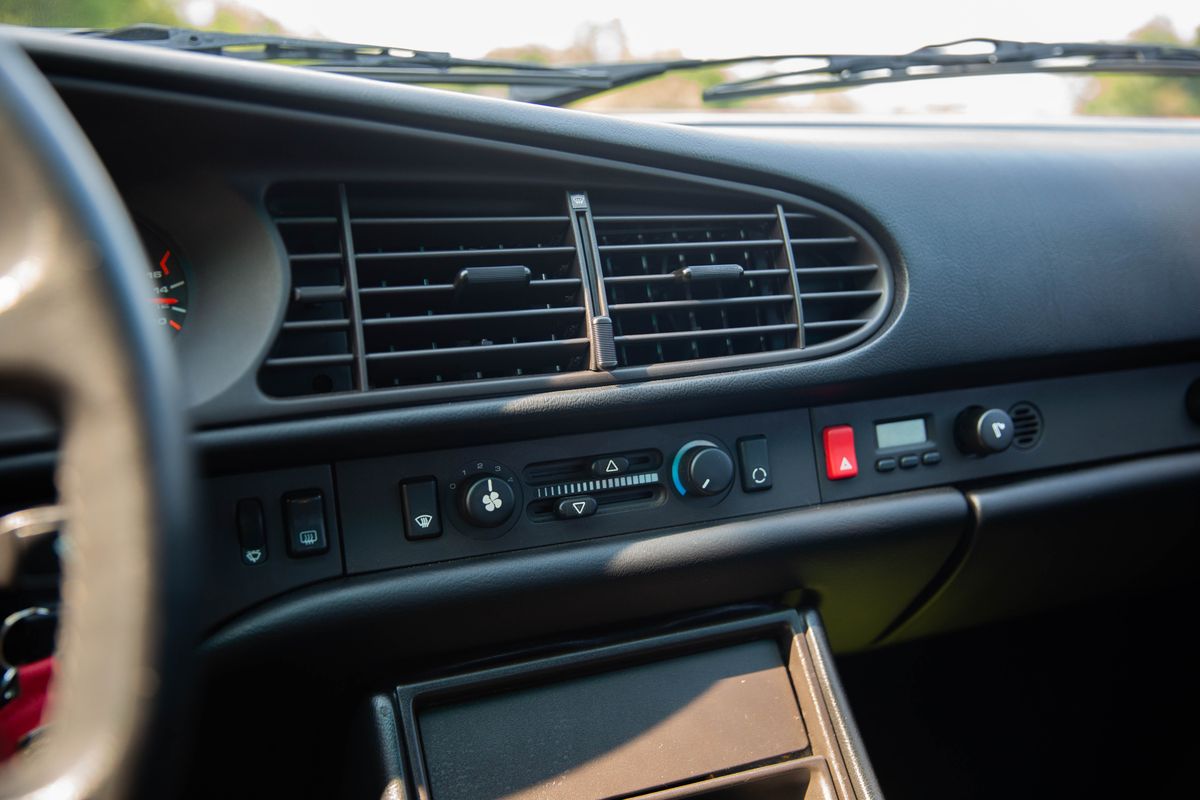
[702,38,1200,102]
[75,29,1197,107]
[74,24,612,89]
[65,26,790,104]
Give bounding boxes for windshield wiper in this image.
[72,28,1200,107]
[73,24,614,90]
[702,38,1200,102]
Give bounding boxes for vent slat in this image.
[292,285,347,303]
[275,216,339,225]
[602,269,789,285]
[264,353,355,369]
[592,213,779,223]
[790,236,859,246]
[352,215,570,225]
[803,319,869,330]
[795,264,879,275]
[366,338,589,362]
[358,278,581,296]
[598,238,784,254]
[356,245,576,261]
[615,324,798,344]
[282,319,351,332]
[800,289,884,302]
[608,295,795,312]
[289,252,344,262]
[362,307,584,326]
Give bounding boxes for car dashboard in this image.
[2,26,1200,800]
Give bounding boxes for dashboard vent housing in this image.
[261,184,590,397]
[592,202,890,368]
[260,183,893,401]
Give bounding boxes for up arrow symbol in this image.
[605,459,619,473]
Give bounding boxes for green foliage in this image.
[1080,17,1200,118]
[0,0,181,27]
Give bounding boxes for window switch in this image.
[282,490,329,557]
[235,498,267,566]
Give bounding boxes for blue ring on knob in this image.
[671,439,720,496]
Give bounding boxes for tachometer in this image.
[137,222,189,336]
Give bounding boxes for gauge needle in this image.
[150,297,179,305]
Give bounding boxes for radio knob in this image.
[955,407,1015,455]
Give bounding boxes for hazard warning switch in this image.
[822,425,859,480]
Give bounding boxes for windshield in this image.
[3,0,1200,118]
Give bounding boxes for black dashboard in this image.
[3,27,1200,671]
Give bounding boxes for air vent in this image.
[592,204,890,368]
[260,184,590,397]
[1009,402,1043,449]
[260,185,355,398]
[259,183,894,402]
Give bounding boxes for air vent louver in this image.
[260,185,355,398]
[261,184,590,397]
[592,204,889,368]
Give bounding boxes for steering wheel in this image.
[0,38,194,799]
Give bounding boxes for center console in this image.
[344,609,878,800]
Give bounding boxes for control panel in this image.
[335,411,819,574]
[203,362,1200,627]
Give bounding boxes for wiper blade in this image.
[703,38,1200,102]
[74,24,612,89]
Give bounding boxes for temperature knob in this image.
[955,407,1014,455]
[672,440,734,497]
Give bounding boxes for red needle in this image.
[150,297,178,305]
[159,250,171,276]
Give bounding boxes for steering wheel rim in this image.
[0,37,194,800]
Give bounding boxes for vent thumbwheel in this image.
[1009,402,1043,449]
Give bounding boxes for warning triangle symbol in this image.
[839,456,853,472]
[605,459,619,473]
[572,501,587,514]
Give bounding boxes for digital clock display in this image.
[875,418,928,449]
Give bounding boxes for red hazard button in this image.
[823,425,859,480]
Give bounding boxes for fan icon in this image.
[482,491,503,512]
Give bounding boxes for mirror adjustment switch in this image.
[235,498,267,566]
[401,479,442,540]
[282,490,329,557]
[736,436,772,491]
